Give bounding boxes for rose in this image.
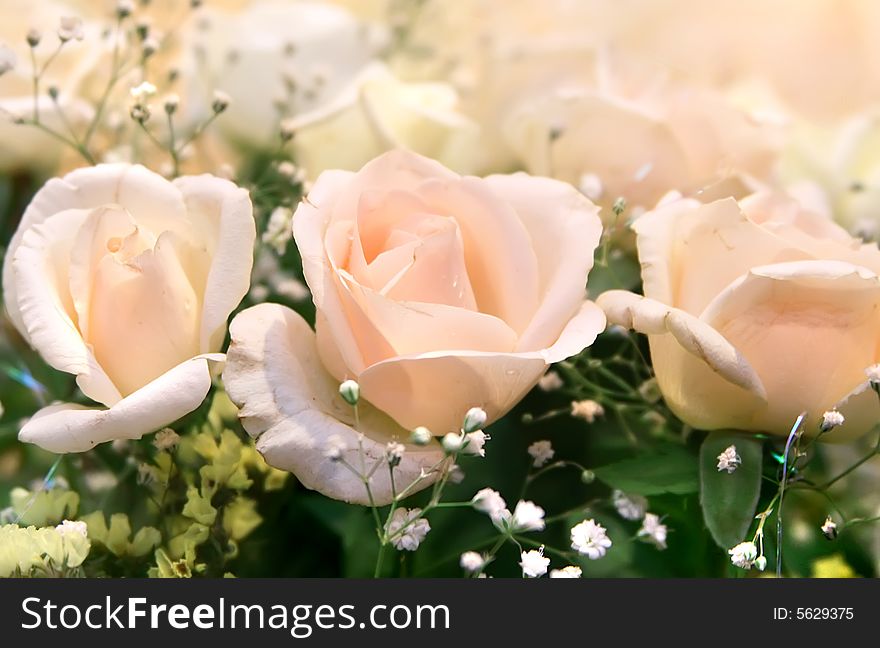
[498,50,779,214]
[288,64,483,179]
[598,191,880,438]
[223,150,606,503]
[183,0,385,147]
[3,163,255,452]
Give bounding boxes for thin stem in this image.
[818,432,880,490]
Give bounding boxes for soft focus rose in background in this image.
[598,192,880,438]
[184,0,385,147]
[2,164,255,452]
[223,150,606,503]
[288,64,483,180]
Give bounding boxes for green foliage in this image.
[593,445,699,496]
[699,432,764,550]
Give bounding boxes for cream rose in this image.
[598,191,880,438]
[223,150,606,503]
[3,164,255,452]
[184,0,384,147]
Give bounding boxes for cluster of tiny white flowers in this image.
[537,371,564,392]
[612,490,647,521]
[820,410,845,433]
[471,488,507,522]
[821,516,838,540]
[262,206,294,255]
[527,440,555,468]
[519,547,550,578]
[637,513,668,550]
[386,508,430,551]
[549,565,582,578]
[459,551,487,573]
[570,399,604,423]
[728,541,758,569]
[570,519,612,559]
[152,428,181,451]
[501,500,545,533]
[716,445,741,473]
[385,441,405,467]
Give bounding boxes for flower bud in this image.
[580,469,596,484]
[441,432,463,454]
[163,94,179,115]
[821,516,838,540]
[117,0,134,19]
[26,29,41,48]
[462,407,487,434]
[754,556,767,572]
[211,90,230,114]
[338,380,359,406]
[409,426,432,446]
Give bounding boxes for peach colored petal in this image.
[700,260,880,435]
[358,300,606,433]
[10,208,121,406]
[597,289,767,430]
[483,173,602,351]
[18,355,218,453]
[3,164,187,335]
[223,303,444,505]
[415,175,540,333]
[173,174,256,353]
[87,231,202,397]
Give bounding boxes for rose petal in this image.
[483,173,603,351]
[10,208,121,406]
[597,289,767,430]
[700,260,880,435]
[173,174,255,352]
[223,303,444,505]
[3,164,187,335]
[358,301,606,433]
[18,355,218,453]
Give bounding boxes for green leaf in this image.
[592,445,699,495]
[699,431,763,550]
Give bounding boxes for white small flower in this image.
[324,435,346,461]
[116,0,135,18]
[728,541,758,569]
[459,551,486,573]
[471,488,507,520]
[821,516,838,540]
[152,428,180,451]
[508,500,545,533]
[262,206,294,255]
[578,173,604,201]
[276,161,301,180]
[58,16,85,42]
[280,118,297,141]
[463,430,488,456]
[571,519,612,559]
[442,432,464,454]
[211,90,231,113]
[570,399,604,423]
[612,490,647,521]
[55,520,88,538]
[820,410,845,433]
[386,508,430,551]
[519,548,549,578]
[716,445,741,474]
[130,81,157,100]
[338,380,360,406]
[537,371,563,392]
[637,513,668,550]
[462,407,488,433]
[0,45,16,76]
[448,464,465,484]
[409,426,432,446]
[866,363,880,384]
[385,441,405,467]
[550,565,582,578]
[527,440,555,468]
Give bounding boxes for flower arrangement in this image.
[1,0,879,579]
